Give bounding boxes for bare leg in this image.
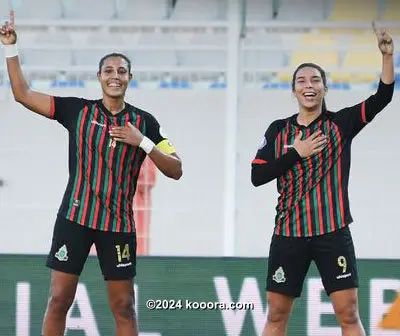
[107,279,138,336]
[42,270,79,336]
[262,291,295,336]
[331,288,366,336]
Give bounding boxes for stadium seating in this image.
[21,49,72,67]
[74,49,112,66]
[0,0,10,16]
[128,50,178,68]
[18,31,73,66]
[117,0,169,20]
[245,0,274,21]
[137,33,177,47]
[328,0,379,21]
[289,51,339,68]
[349,31,379,46]
[299,33,336,46]
[331,71,378,84]
[1,0,399,89]
[396,54,400,67]
[7,0,400,23]
[342,50,381,69]
[73,34,126,66]
[276,49,339,84]
[380,0,400,20]
[189,33,227,46]
[177,51,226,68]
[11,0,62,19]
[86,33,125,48]
[244,50,287,69]
[339,48,382,84]
[243,33,283,47]
[329,72,352,83]
[170,0,227,20]
[63,0,116,20]
[276,0,326,21]
[33,31,73,46]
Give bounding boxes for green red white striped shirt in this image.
[251,80,394,237]
[49,96,169,233]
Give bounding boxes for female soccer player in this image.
[1,10,182,336]
[251,23,394,336]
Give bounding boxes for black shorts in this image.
[266,225,358,297]
[46,215,137,280]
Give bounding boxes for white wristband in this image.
[4,44,18,58]
[139,136,155,154]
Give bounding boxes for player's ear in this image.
[129,73,133,81]
[292,87,299,99]
[97,71,101,82]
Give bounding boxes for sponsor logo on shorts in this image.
[272,266,286,283]
[55,244,68,262]
[116,262,132,268]
[336,273,352,280]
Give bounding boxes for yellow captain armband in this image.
[156,139,176,155]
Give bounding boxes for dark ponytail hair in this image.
[292,63,328,112]
[321,98,327,112]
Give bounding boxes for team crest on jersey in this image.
[159,127,168,138]
[258,137,267,149]
[55,244,69,262]
[273,266,286,283]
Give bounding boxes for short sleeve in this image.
[50,96,86,129]
[144,112,176,155]
[252,122,278,166]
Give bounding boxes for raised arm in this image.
[373,22,395,85]
[0,10,52,117]
[334,23,395,138]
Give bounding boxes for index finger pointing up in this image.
[372,21,379,36]
[9,9,15,28]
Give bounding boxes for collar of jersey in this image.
[289,110,326,129]
[97,99,133,119]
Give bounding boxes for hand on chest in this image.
[276,122,341,159]
[81,108,142,154]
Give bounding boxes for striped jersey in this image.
[251,80,394,237]
[49,96,175,233]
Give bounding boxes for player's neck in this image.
[297,106,322,126]
[102,96,125,115]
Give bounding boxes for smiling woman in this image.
[97,53,132,103]
[291,62,328,117]
[0,10,182,336]
[251,23,394,336]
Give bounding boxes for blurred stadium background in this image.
[0,0,400,335]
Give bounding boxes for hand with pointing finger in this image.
[109,122,144,147]
[0,10,17,45]
[372,21,394,56]
[292,130,327,158]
